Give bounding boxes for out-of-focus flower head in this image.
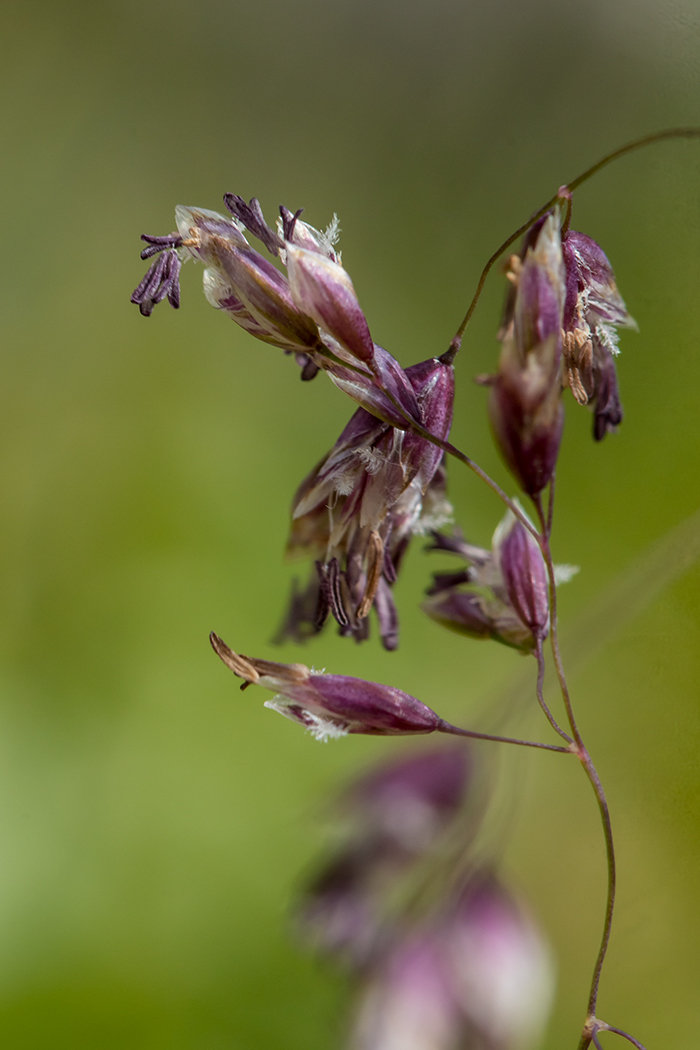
[349,873,554,1050]
[561,228,637,440]
[210,633,451,740]
[343,743,471,851]
[295,746,551,1048]
[132,197,423,429]
[299,745,473,967]
[276,356,455,651]
[488,213,566,497]
[421,505,572,651]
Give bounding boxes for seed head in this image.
[488,213,566,496]
[210,633,446,738]
[422,516,538,651]
[495,511,549,638]
[422,506,571,650]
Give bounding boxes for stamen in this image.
[300,356,320,381]
[314,560,332,629]
[139,233,183,260]
[131,242,182,317]
[280,205,304,243]
[382,545,397,585]
[223,194,284,256]
[328,558,350,627]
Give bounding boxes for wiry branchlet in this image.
[488,213,565,496]
[210,632,447,739]
[276,356,454,650]
[561,229,636,440]
[349,874,553,1050]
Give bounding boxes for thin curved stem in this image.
[575,756,617,1046]
[533,496,584,745]
[532,497,618,1048]
[545,473,555,539]
[600,1024,648,1050]
[534,637,573,743]
[439,722,571,753]
[448,126,700,357]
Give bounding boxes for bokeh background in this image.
[0,0,699,1046]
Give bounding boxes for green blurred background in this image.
[0,0,699,1045]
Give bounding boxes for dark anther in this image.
[313,561,331,630]
[280,205,304,243]
[382,546,397,585]
[300,357,320,381]
[316,560,351,628]
[131,238,182,317]
[223,194,284,256]
[318,558,349,627]
[139,233,183,260]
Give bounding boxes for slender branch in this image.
[533,496,583,745]
[447,126,700,357]
[560,189,573,237]
[566,126,700,193]
[576,754,617,1044]
[534,636,573,743]
[600,1024,648,1050]
[545,473,556,539]
[439,722,571,753]
[533,495,618,1048]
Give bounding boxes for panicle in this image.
[488,213,565,497]
[422,507,550,651]
[561,229,636,440]
[209,632,446,738]
[276,355,455,650]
